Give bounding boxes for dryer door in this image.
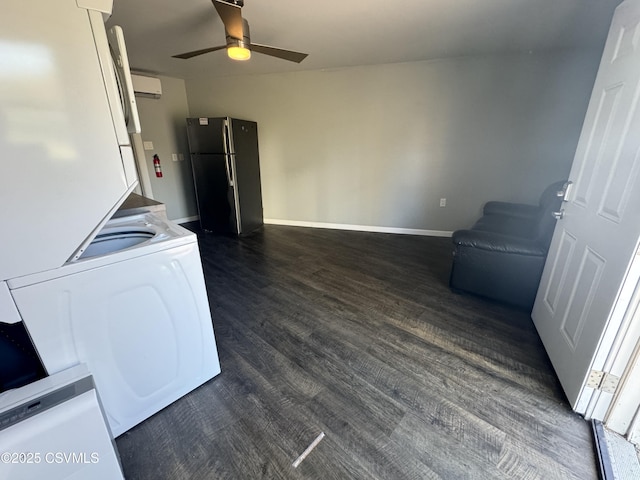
[11,243,220,437]
[0,0,134,281]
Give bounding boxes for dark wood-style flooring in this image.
[116,225,597,479]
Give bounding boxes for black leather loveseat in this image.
[449,180,566,310]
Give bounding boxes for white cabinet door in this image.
[0,0,130,280]
[532,0,640,412]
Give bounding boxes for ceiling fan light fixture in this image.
[173,1,308,63]
[227,45,251,61]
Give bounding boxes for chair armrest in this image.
[452,229,548,256]
[483,201,540,219]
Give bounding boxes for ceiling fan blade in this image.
[212,0,244,39]
[172,45,227,59]
[249,43,308,63]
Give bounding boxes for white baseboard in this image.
[172,215,199,224]
[264,218,453,237]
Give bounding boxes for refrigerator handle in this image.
[222,121,229,154]
[225,155,234,186]
[222,120,234,186]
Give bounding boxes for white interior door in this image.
[532,0,640,413]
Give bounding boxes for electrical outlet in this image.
[440,198,447,207]
[178,153,184,161]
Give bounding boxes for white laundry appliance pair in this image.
[0,0,221,450]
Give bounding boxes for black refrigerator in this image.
[186,117,264,234]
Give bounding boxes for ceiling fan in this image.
[173,0,308,63]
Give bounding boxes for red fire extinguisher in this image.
[153,154,163,178]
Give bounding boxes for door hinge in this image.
[587,370,620,394]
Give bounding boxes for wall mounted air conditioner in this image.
[131,74,162,98]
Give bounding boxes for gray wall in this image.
[136,75,197,221]
[185,50,600,233]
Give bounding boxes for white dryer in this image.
[8,213,221,437]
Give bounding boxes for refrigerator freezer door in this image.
[229,119,264,234]
[186,117,227,154]
[190,154,238,232]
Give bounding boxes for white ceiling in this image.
[106,0,622,79]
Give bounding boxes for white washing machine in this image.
[7,213,221,437]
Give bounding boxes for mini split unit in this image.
[131,74,162,98]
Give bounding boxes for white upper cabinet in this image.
[0,0,136,280]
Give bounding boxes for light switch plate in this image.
[143,141,154,150]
